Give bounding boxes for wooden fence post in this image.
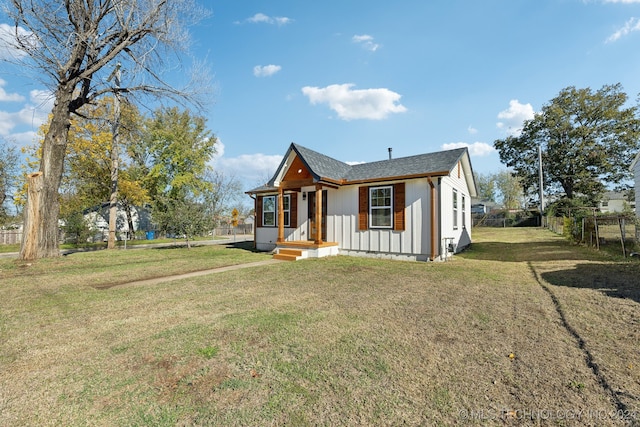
[19,172,44,261]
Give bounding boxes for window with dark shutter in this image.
[256,196,263,227]
[290,193,298,228]
[393,182,405,231]
[358,186,368,230]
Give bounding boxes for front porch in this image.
[273,240,340,261]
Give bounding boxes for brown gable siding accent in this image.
[289,193,298,228]
[358,186,368,231]
[256,196,263,227]
[393,182,405,231]
[283,155,313,181]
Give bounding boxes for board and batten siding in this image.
[439,164,473,252]
[326,179,431,259]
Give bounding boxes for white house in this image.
[598,191,635,214]
[632,152,640,218]
[83,202,153,241]
[246,143,477,261]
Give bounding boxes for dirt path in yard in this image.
[92,259,282,289]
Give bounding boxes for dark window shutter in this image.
[256,196,263,227]
[358,186,368,231]
[290,193,298,228]
[394,182,405,231]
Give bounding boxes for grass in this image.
[0,235,232,254]
[1,229,639,426]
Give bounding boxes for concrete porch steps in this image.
[273,248,304,261]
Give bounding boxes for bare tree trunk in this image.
[19,172,44,261]
[34,87,74,259]
[107,138,119,248]
[108,67,121,249]
[123,201,136,240]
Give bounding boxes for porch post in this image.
[314,184,322,244]
[277,187,285,242]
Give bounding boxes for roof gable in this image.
[248,143,477,196]
[282,155,313,181]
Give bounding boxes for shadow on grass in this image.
[461,240,596,262]
[540,262,640,304]
[223,240,261,252]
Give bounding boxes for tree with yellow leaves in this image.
[28,97,150,244]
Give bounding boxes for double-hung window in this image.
[261,194,291,227]
[453,189,459,230]
[358,183,404,231]
[262,196,276,227]
[370,186,393,228]
[461,194,466,228]
[282,195,290,227]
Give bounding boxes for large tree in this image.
[0,140,19,224]
[141,106,216,201]
[474,172,497,201]
[2,0,208,259]
[131,107,217,237]
[494,84,640,206]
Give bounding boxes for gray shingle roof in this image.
[292,143,467,182]
[247,143,470,193]
[346,148,467,181]
[290,143,352,181]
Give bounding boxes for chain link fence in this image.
[544,214,640,257]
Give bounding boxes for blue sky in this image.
[2,0,640,192]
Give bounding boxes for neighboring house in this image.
[83,202,153,241]
[246,143,477,261]
[471,203,487,215]
[598,191,635,214]
[632,152,640,218]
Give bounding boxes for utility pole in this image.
[107,63,121,249]
[538,145,545,216]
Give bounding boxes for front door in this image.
[307,190,327,241]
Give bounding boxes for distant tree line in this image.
[474,171,525,211]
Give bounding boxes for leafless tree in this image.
[1,0,210,259]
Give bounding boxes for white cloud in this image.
[603,0,640,3]
[211,139,226,160]
[6,130,37,147]
[0,23,32,60]
[0,87,52,150]
[352,34,380,52]
[246,13,292,26]
[301,83,407,121]
[496,99,534,137]
[442,142,495,157]
[606,17,640,43]
[28,89,54,122]
[253,64,282,77]
[0,79,24,102]
[467,125,478,135]
[210,142,283,189]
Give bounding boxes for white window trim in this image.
[462,194,466,228]
[369,185,393,229]
[453,189,458,230]
[283,194,291,228]
[263,195,276,227]
[262,194,291,228]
